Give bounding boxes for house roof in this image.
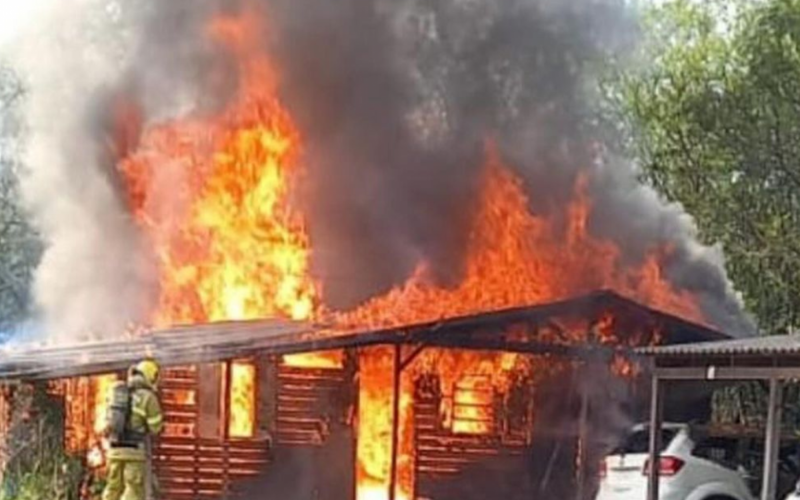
[0,290,727,382]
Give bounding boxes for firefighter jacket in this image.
[106,374,164,461]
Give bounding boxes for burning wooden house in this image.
[0,291,725,500]
[0,3,752,499]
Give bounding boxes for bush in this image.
[0,383,86,500]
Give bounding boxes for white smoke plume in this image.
[4,0,156,342]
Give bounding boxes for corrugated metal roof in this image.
[637,334,800,358]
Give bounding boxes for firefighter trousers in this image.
[102,458,146,500]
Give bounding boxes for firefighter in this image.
[102,358,163,500]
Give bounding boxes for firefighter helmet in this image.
[135,358,160,387]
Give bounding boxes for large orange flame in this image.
[120,7,317,329]
[356,347,398,500]
[229,361,257,438]
[119,7,318,441]
[339,146,703,328]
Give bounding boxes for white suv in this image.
[597,423,754,500]
[785,478,800,500]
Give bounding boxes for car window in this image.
[692,437,740,470]
[613,428,677,454]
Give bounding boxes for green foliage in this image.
[0,173,40,331]
[712,381,800,432]
[1,458,84,500]
[601,0,800,334]
[0,66,41,331]
[1,386,85,500]
[712,381,767,427]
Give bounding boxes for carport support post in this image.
[646,375,663,500]
[575,388,589,500]
[762,378,784,500]
[222,360,233,500]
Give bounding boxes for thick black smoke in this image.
[262,0,753,333]
[8,0,753,339]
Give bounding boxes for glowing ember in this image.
[89,375,116,466]
[162,387,196,406]
[87,444,105,469]
[93,375,117,437]
[610,354,639,379]
[60,378,91,454]
[57,376,116,465]
[229,361,256,438]
[356,347,413,500]
[282,351,344,369]
[451,375,495,435]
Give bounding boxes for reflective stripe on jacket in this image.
[130,388,164,436]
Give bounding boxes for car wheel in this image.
[703,496,737,500]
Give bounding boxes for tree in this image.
[601,0,800,334]
[0,65,41,332]
[0,384,85,500]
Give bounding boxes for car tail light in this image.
[643,456,685,477]
[599,459,607,478]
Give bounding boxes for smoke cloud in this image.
[265,0,754,334]
[5,0,152,342]
[4,0,754,341]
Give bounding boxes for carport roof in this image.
[637,334,800,358]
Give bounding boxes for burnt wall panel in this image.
[196,363,221,439]
[155,363,272,500]
[256,354,279,441]
[414,374,533,500]
[237,357,356,500]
